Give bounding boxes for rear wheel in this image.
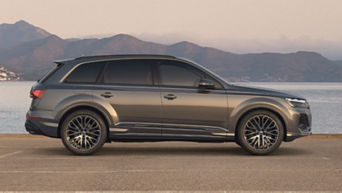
[237,110,284,155]
[61,110,107,155]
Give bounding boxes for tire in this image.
[60,110,107,155]
[237,110,284,155]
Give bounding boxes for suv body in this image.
[25,55,311,155]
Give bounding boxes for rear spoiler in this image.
[54,58,75,66]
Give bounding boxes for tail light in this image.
[30,89,46,99]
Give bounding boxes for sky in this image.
[1,0,342,59]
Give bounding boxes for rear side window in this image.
[65,62,105,83]
[103,60,153,85]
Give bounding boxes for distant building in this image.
[0,66,22,81]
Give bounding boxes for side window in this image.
[64,62,104,83]
[159,61,202,87]
[103,60,153,85]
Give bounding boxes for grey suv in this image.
[25,55,311,155]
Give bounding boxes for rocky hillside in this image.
[0,20,51,51]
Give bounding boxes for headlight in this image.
[285,98,309,108]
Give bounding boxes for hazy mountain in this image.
[0,20,342,81]
[165,42,342,81]
[0,20,51,51]
[0,35,67,80]
[63,34,166,58]
[138,34,342,61]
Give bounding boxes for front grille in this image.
[299,114,310,132]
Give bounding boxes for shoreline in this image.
[0,133,342,139]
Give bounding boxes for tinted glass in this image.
[103,60,153,85]
[159,61,202,87]
[39,63,64,83]
[65,62,104,83]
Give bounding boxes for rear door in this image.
[92,59,162,138]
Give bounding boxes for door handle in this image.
[164,94,177,100]
[101,92,113,98]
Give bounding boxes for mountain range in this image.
[0,20,342,81]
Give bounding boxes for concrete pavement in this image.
[0,134,341,192]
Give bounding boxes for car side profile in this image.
[25,55,312,155]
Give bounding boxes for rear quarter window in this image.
[39,63,64,83]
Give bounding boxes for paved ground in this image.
[0,134,341,192]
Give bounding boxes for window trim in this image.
[60,58,225,89]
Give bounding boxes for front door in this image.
[157,60,228,138]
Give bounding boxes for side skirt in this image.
[109,132,235,142]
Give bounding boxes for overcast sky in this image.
[1,0,342,59]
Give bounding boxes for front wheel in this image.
[237,110,284,155]
[60,110,107,155]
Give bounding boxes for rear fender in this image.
[54,94,117,127]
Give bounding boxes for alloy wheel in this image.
[66,115,102,151]
[244,114,280,150]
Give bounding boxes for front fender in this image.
[228,96,291,133]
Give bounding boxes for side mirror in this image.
[198,79,215,89]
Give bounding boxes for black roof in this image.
[55,54,177,64]
[75,54,176,60]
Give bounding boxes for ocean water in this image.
[236,82,342,134]
[0,81,341,134]
[0,81,33,133]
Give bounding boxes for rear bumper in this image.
[25,111,59,138]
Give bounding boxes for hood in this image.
[227,84,303,99]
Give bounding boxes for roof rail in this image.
[75,54,176,60]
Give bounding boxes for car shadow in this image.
[31,144,313,157]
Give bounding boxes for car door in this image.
[157,60,228,138]
[92,59,162,138]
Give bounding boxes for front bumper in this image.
[25,111,59,138]
[284,107,312,142]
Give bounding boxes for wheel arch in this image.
[233,107,287,141]
[57,105,112,140]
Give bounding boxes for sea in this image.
[0,81,341,134]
